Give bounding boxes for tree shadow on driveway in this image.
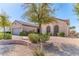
[43,42,79,56]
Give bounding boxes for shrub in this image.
[40,33,50,42]
[28,33,40,43]
[19,31,37,36]
[28,33,50,43]
[6,31,12,34]
[0,33,3,39]
[28,30,37,34]
[0,33,12,40]
[50,33,52,36]
[58,32,65,37]
[19,31,28,36]
[33,48,44,56]
[46,32,52,36]
[5,33,12,39]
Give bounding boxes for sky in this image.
[0,3,79,32]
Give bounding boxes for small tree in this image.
[23,3,56,33]
[0,11,11,39]
[74,3,79,19]
[23,3,56,53]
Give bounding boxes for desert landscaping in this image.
[0,3,79,56]
[0,36,78,56]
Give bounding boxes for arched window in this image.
[53,25,59,36]
[46,26,51,33]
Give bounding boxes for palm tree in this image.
[23,3,56,51]
[0,11,11,39]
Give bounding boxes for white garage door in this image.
[12,28,21,35]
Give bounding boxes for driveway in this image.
[12,36,79,56]
[12,35,28,40]
[0,35,32,56]
[0,35,30,45]
[44,36,79,56]
[0,36,79,56]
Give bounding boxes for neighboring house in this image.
[12,17,69,36]
[69,28,76,37]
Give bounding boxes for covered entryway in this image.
[53,25,59,36]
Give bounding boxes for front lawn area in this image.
[0,32,12,40]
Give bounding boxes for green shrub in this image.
[5,33,12,39]
[19,31,28,36]
[19,31,37,36]
[28,33,50,43]
[28,30,37,34]
[33,48,44,56]
[50,33,52,36]
[0,33,3,39]
[40,33,50,42]
[58,32,65,37]
[6,31,12,34]
[0,33,12,40]
[46,32,52,36]
[28,33,40,43]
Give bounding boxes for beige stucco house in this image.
[12,20,38,35]
[12,17,69,36]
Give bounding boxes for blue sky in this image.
[0,3,79,32]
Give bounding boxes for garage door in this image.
[12,28,21,35]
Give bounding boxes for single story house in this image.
[12,20,38,35]
[12,17,69,36]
